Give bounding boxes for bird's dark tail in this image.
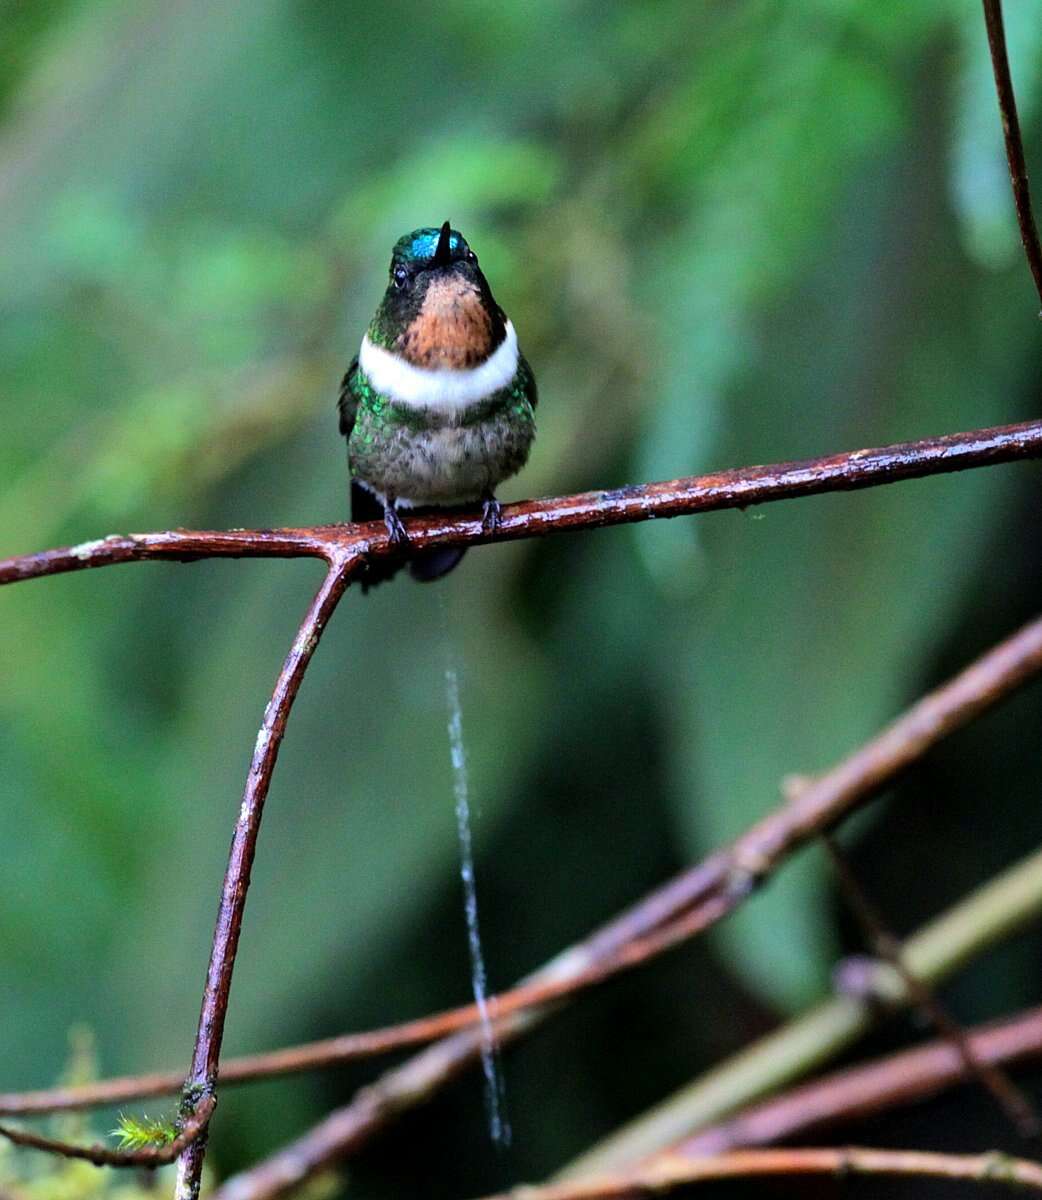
[408,546,466,583]
[351,481,466,591]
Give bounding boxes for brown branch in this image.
[822,832,1040,1138]
[681,1005,1042,1156]
[0,900,731,1119]
[3,418,1042,589]
[209,614,1042,1200]
[0,1096,215,1169]
[983,0,1042,311]
[171,556,358,1200]
[0,1071,190,1117]
[478,1146,1042,1200]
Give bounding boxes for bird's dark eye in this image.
[392,264,409,288]
[464,249,477,264]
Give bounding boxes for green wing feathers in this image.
[337,357,361,438]
[518,353,537,409]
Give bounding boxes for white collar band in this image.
[358,322,518,412]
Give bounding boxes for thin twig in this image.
[478,1146,1042,1200]
[823,832,1040,1137]
[210,618,1042,1200]
[983,0,1042,311]
[0,1096,215,1168]
[171,556,358,1200]
[681,1005,1042,1156]
[559,843,1042,1180]
[18,1003,1042,1137]
[2,418,1042,588]
[0,899,731,1118]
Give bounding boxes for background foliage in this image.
[2,1,1042,1197]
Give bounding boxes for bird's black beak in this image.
[432,220,453,268]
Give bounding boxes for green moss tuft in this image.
[109,1113,178,1151]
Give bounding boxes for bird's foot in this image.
[481,493,502,536]
[383,502,410,548]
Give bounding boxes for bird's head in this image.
[368,222,506,369]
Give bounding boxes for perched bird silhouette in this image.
[339,222,537,588]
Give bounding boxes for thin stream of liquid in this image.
[438,593,511,1147]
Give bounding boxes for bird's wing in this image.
[518,352,538,409]
[337,356,361,439]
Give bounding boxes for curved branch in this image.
[2,418,1042,588]
[983,0,1042,310]
[0,1096,215,1169]
[0,528,334,585]
[172,556,358,1200]
[559,846,1042,1180]
[478,1146,1042,1200]
[680,1005,1042,1156]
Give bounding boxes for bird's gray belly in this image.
[349,408,535,506]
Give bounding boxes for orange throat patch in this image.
[396,277,496,368]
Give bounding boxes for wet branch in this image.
[171,557,358,1200]
[478,1146,1042,1200]
[3,418,1042,589]
[560,844,1042,1180]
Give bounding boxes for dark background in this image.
[2,2,1042,1197]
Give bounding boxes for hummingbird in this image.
[338,221,537,587]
